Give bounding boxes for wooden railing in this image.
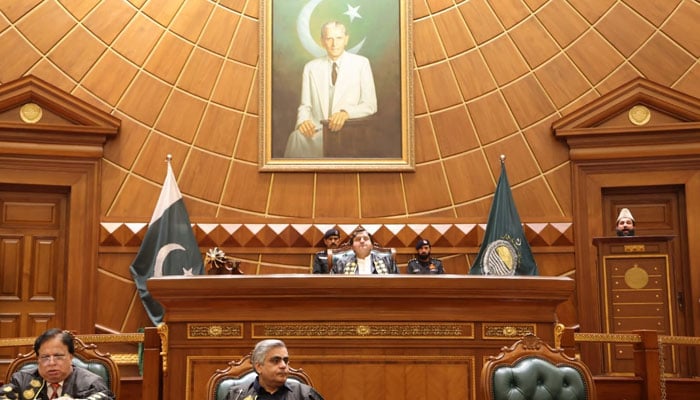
[556,324,700,400]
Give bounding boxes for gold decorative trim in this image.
[628,105,651,126]
[624,264,649,289]
[482,324,535,339]
[0,337,35,346]
[110,353,139,365]
[253,322,474,339]
[554,323,565,348]
[0,333,145,347]
[660,335,700,345]
[77,333,145,343]
[568,333,700,347]
[187,323,243,339]
[573,332,642,343]
[157,323,169,375]
[19,102,42,123]
[623,244,645,252]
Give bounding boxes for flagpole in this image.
[468,153,539,275]
[130,153,204,326]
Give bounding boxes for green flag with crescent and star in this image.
[469,158,539,276]
[129,159,203,325]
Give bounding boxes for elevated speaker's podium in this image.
[148,275,574,400]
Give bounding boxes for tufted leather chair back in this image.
[481,334,596,400]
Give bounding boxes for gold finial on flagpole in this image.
[166,154,172,163]
[499,154,506,164]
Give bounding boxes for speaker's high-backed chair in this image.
[481,334,597,400]
[206,354,314,400]
[4,334,120,399]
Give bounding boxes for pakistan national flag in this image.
[469,158,538,276]
[130,160,204,325]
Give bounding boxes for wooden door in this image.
[0,185,68,362]
[602,185,692,376]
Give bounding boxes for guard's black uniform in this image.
[406,257,444,274]
[312,250,330,274]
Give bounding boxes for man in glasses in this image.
[0,328,114,399]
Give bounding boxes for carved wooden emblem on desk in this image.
[253,322,474,339]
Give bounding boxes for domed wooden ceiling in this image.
[0,0,697,220]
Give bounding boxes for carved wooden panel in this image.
[148,275,574,400]
[0,189,66,362]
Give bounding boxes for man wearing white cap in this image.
[616,208,636,236]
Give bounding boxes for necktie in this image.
[50,383,60,399]
[331,62,338,85]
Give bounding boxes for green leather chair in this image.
[206,354,313,400]
[481,334,597,400]
[5,335,120,399]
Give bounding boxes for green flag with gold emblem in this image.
[469,158,538,276]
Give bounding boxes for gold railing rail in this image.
[554,324,700,400]
[0,333,144,365]
[0,325,168,369]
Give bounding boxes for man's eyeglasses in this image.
[38,354,68,364]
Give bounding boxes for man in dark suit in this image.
[225,339,324,400]
[1,328,114,400]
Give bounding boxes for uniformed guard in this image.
[407,239,444,274]
[312,228,341,273]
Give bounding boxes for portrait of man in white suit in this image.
[284,21,378,158]
[262,1,410,170]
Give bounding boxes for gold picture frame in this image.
[259,0,413,172]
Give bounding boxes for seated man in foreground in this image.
[331,227,398,274]
[0,328,114,399]
[225,339,324,400]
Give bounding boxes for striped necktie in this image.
[50,382,60,399]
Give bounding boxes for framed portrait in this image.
[259,0,413,172]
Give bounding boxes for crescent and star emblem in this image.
[154,243,194,277]
[297,0,366,57]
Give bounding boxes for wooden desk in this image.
[148,275,574,400]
